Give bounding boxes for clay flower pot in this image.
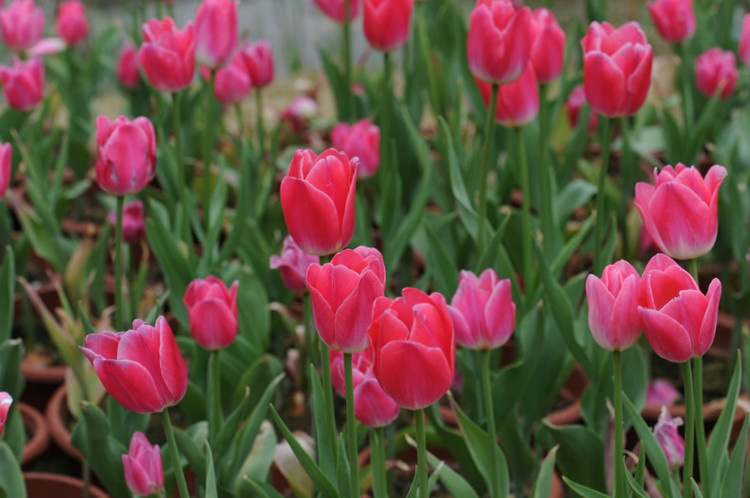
[19,402,50,466]
[45,384,82,461]
[23,472,109,498]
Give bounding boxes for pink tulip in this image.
[639,254,721,363]
[475,62,539,127]
[646,378,681,406]
[363,0,413,52]
[95,115,156,196]
[116,45,140,89]
[239,39,274,88]
[330,349,399,427]
[195,0,238,69]
[369,288,455,410]
[448,268,515,350]
[586,260,642,352]
[269,236,320,293]
[0,57,44,112]
[26,37,66,57]
[108,200,146,244]
[80,317,188,414]
[565,84,599,134]
[0,0,44,53]
[212,53,250,104]
[740,14,750,67]
[0,142,10,200]
[312,0,360,23]
[122,432,164,497]
[280,148,356,256]
[281,96,318,134]
[653,406,685,470]
[467,0,531,85]
[528,8,565,83]
[331,119,380,179]
[138,17,195,92]
[581,21,652,118]
[635,163,726,260]
[646,0,696,43]
[694,47,738,100]
[55,0,88,46]
[306,246,385,353]
[0,391,11,439]
[184,276,239,350]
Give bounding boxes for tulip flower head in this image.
[212,53,251,104]
[0,56,44,112]
[116,45,140,89]
[694,47,738,100]
[565,84,598,134]
[56,0,88,46]
[81,316,188,414]
[528,8,565,83]
[0,142,10,200]
[586,260,642,352]
[108,200,146,244]
[363,0,413,52]
[646,0,696,43]
[95,115,157,196]
[312,0,360,23]
[331,119,381,179]
[269,235,320,293]
[138,17,195,92]
[122,432,164,497]
[475,62,539,127]
[0,391,11,439]
[740,14,750,67]
[0,0,44,53]
[194,0,238,69]
[184,276,239,350]
[635,163,726,260]
[653,406,685,470]
[240,39,274,88]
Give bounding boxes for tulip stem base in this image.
[344,353,360,497]
[681,361,695,498]
[114,196,124,330]
[162,409,190,498]
[612,350,626,498]
[209,350,223,443]
[371,427,387,498]
[693,356,708,491]
[414,408,429,498]
[481,349,501,496]
[477,83,499,259]
[593,117,614,274]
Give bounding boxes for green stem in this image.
[344,353,360,497]
[82,457,90,498]
[619,117,633,258]
[481,349,501,497]
[613,351,626,498]
[516,126,533,298]
[342,0,353,121]
[319,340,338,462]
[203,70,217,239]
[693,356,707,492]
[416,2,441,117]
[477,83,499,257]
[414,408,429,498]
[677,42,694,147]
[381,52,392,176]
[538,84,558,256]
[688,259,699,283]
[371,428,387,498]
[172,92,194,256]
[255,88,265,160]
[114,196,124,330]
[593,118,614,275]
[681,361,695,498]
[162,409,190,498]
[209,350,223,443]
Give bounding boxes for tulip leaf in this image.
[691,479,704,498]
[530,446,557,498]
[172,425,207,486]
[0,444,26,498]
[561,477,610,498]
[438,118,478,242]
[406,459,443,498]
[0,246,14,343]
[318,48,347,121]
[106,396,149,448]
[539,421,605,493]
[232,421,277,494]
[308,363,337,483]
[719,413,749,498]
[624,467,650,498]
[421,219,458,296]
[555,180,597,228]
[425,448,480,498]
[205,443,219,498]
[0,339,24,400]
[241,476,285,498]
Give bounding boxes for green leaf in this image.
[555,180,597,227]
[174,425,208,486]
[540,421,606,493]
[438,118,478,242]
[0,444,26,498]
[307,363,337,483]
[530,446,558,498]
[624,467,649,498]
[232,421,277,495]
[0,246,14,343]
[719,413,749,497]
[421,219,458,295]
[561,477,610,498]
[205,442,219,498]
[425,448,480,498]
[241,476,285,498]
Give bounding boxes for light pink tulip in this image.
[184,276,239,350]
[122,432,164,497]
[269,236,320,293]
[528,8,565,83]
[694,47,738,100]
[653,406,685,470]
[95,115,156,196]
[646,0,696,43]
[586,261,642,351]
[55,0,88,46]
[0,57,44,112]
[240,39,274,88]
[0,0,44,52]
[331,119,380,179]
[0,391,11,439]
[195,0,238,69]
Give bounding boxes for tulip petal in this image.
[188,299,237,349]
[586,274,617,350]
[640,307,692,362]
[94,359,164,413]
[696,279,721,357]
[333,271,384,353]
[584,51,627,117]
[280,177,342,255]
[484,279,515,348]
[378,341,453,410]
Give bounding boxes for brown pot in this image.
[547,364,589,426]
[23,472,109,498]
[45,384,82,461]
[19,402,50,466]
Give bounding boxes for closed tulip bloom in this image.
[212,53,250,104]
[653,406,685,470]
[116,45,140,89]
[80,316,188,413]
[269,236,320,293]
[108,200,146,244]
[0,391,10,439]
[639,254,721,363]
[740,15,750,67]
[331,119,380,179]
[528,8,565,83]
[312,0,360,23]
[240,39,274,88]
[369,288,455,410]
[195,0,238,69]
[95,115,156,196]
[467,0,531,85]
[581,21,652,118]
[635,163,726,260]
[306,246,386,353]
[0,142,10,200]
[694,48,738,100]
[122,432,164,497]
[138,17,195,92]
[330,349,399,427]
[0,0,44,53]
[646,0,696,43]
[184,276,239,350]
[280,148,357,256]
[586,260,642,351]
[363,0,413,52]
[55,1,88,46]
[475,62,539,127]
[565,84,599,134]
[0,57,44,112]
[448,268,515,350]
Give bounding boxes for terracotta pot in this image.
[23,472,109,498]
[45,384,82,461]
[19,402,51,466]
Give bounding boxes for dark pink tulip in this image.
[117,45,140,89]
[122,432,164,497]
[565,84,599,134]
[95,115,156,196]
[528,8,565,83]
[363,0,413,52]
[635,163,726,260]
[0,57,44,112]
[475,62,539,127]
[467,0,531,85]
[0,0,44,52]
[740,14,750,67]
[369,288,455,410]
[653,406,685,470]
[280,148,356,256]
[646,0,696,43]
[55,0,88,46]
[581,21,652,118]
[108,201,146,244]
[448,268,515,350]
[306,246,386,353]
[184,276,239,350]
[212,53,250,104]
[138,17,195,92]
[239,39,274,88]
[195,0,238,69]
[80,317,188,414]
[269,235,320,293]
[0,142,10,200]
[638,254,721,363]
[331,119,380,179]
[694,48,738,100]
[586,260,642,352]
[0,391,10,439]
[312,0,360,23]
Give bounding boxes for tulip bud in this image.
[646,0,696,43]
[694,47,738,100]
[184,276,239,350]
[528,8,565,83]
[0,143,10,200]
[0,57,44,112]
[586,261,642,352]
[122,432,164,497]
[363,0,413,52]
[331,119,380,179]
[565,85,598,134]
[653,406,684,470]
[194,0,238,69]
[0,392,11,439]
[269,236,320,293]
[312,0,360,23]
[240,39,274,88]
[95,115,157,196]
[116,45,140,89]
[138,17,195,93]
[212,53,251,104]
[108,201,146,244]
[475,62,539,127]
[0,0,44,53]
[55,1,88,46]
